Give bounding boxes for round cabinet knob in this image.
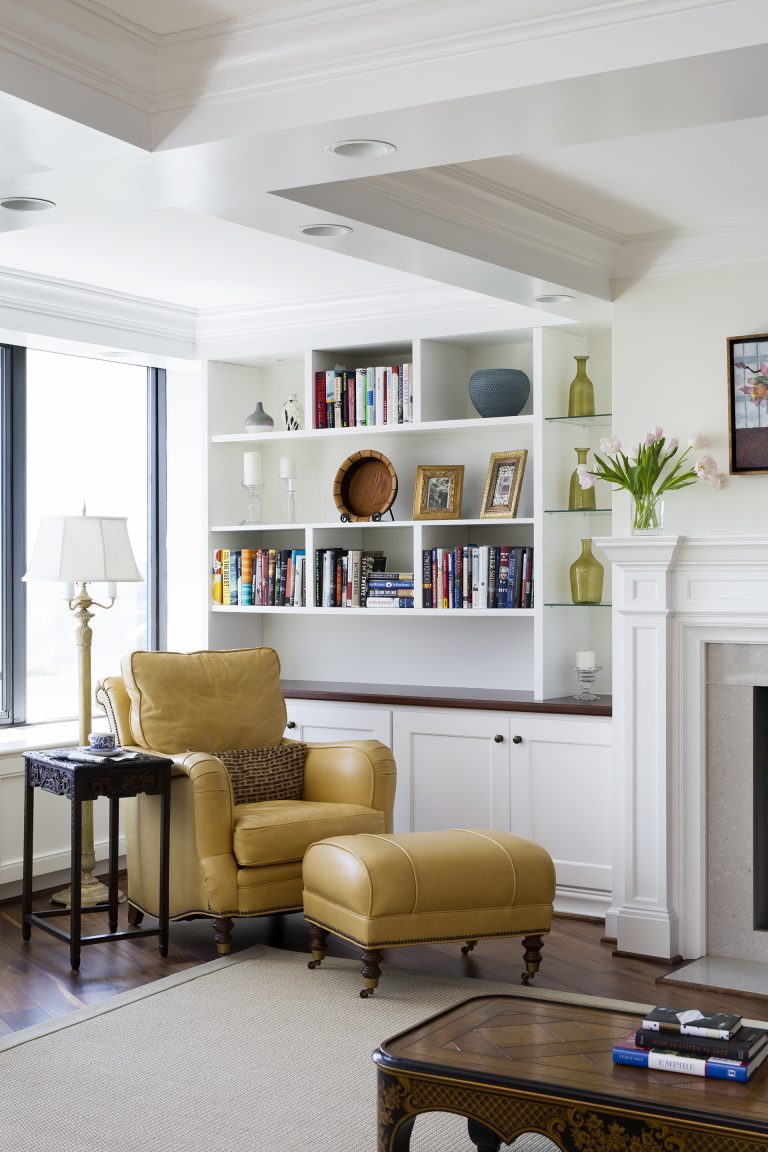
[286,721,296,730]
[512,735,523,744]
[493,734,504,743]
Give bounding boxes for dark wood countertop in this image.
[281,680,611,717]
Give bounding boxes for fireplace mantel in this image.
[595,535,768,962]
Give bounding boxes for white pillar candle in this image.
[279,456,296,480]
[107,582,117,599]
[64,581,75,600]
[576,650,596,669]
[244,451,262,486]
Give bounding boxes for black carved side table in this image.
[22,748,173,970]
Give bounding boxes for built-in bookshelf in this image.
[205,322,612,698]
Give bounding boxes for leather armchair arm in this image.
[298,739,396,833]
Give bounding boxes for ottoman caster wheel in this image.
[461,939,478,955]
[521,972,532,984]
[360,988,374,998]
[308,959,321,969]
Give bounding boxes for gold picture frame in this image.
[413,465,464,520]
[480,449,527,518]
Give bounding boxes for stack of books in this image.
[366,571,414,608]
[613,1005,768,1083]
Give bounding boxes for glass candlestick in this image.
[281,478,296,523]
[571,664,601,701]
[241,482,263,524]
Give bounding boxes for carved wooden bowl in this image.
[333,450,398,521]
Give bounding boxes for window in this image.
[0,345,165,727]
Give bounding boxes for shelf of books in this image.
[211,539,535,613]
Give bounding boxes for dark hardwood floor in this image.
[2,877,767,1037]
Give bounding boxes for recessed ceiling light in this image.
[532,293,575,304]
[326,139,396,158]
[300,224,353,238]
[0,196,55,212]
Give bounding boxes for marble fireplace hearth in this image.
[597,536,768,969]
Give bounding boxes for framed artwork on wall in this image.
[413,465,464,520]
[480,449,527,518]
[728,333,768,473]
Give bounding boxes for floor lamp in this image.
[25,510,143,907]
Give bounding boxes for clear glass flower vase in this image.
[631,493,664,534]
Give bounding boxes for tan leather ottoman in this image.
[302,828,555,997]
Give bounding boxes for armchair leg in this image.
[213,916,233,955]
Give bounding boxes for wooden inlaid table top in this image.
[373,993,768,1150]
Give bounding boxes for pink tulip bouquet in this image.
[578,428,725,532]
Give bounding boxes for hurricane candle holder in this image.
[571,664,602,702]
[241,482,264,524]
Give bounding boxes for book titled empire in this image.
[612,1032,768,1082]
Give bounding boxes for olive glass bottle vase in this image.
[568,447,596,511]
[569,538,604,605]
[567,355,595,418]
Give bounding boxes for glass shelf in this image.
[544,601,613,608]
[544,508,611,515]
[545,413,612,427]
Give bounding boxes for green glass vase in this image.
[568,447,596,510]
[569,538,604,604]
[567,355,595,417]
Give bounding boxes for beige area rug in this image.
[0,946,653,1152]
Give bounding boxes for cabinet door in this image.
[510,714,612,916]
[285,701,392,746]
[391,709,510,834]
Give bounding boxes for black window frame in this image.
[0,344,165,727]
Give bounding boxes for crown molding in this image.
[0,263,533,363]
[366,168,622,276]
[0,0,761,136]
[616,219,768,277]
[0,265,195,357]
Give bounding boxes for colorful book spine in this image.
[212,549,223,604]
[314,369,326,429]
[240,549,254,606]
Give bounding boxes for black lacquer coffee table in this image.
[374,993,768,1150]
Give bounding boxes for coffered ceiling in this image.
[0,0,766,355]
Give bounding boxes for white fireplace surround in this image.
[595,536,768,963]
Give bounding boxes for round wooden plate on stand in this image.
[333,450,398,521]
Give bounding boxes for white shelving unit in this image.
[205,324,612,698]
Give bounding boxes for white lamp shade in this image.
[25,515,143,583]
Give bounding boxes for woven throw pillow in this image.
[213,744,308,805]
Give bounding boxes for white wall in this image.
[612,262,768,536]
[166,363,207,653]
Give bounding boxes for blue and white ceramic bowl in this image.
[88,732,115,751]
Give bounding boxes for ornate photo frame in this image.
[413,465,464,520]
[480,449,527,518]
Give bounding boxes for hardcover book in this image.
[641,1006,743,1040]
[635,1025,767,1063]
[613,1032,768,1082]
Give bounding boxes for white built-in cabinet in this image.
[206,321,613,699]
[284,697,612,917]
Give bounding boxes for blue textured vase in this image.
[468,368,531,418]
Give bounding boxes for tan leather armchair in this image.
[95,647,396,955]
